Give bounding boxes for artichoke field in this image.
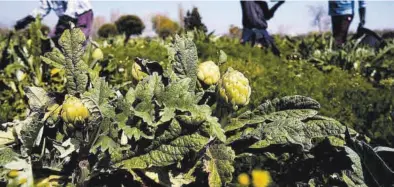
[0,27,393,187]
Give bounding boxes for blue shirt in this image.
[329,0,366,16]
[30,0,92,19]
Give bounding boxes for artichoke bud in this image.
[27,39,32,48]
[50,68,62,77]
[7,170,19,178]
[92,48,104,61]
[197,61,221,85]
[120,131,128,145]
[61,96,89,128]
[218,68,251,106]
[131,62,148,81]
[35,175,62,187]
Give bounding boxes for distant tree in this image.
[308,5,331,33]
[115,15,145,44]
[184,7,207,33]
[98,23,118,38]
[152,14,180,39]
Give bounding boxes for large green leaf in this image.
[14,112,43,154]
[83,78,115,119]
[117,134,209,170]
[249,118,346,151]
[24,87,51,111]
[253,95,320,116]
[343,146,367,186]
[203,144,235,187]
[58,28,89,95]
[133,74,164,126]
[167,35,198,91]
[345,130,394,186]
[90,135,125,161]
[41,48,65,69]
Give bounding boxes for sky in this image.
[0,0,393,36]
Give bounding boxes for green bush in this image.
[98,23,118,38]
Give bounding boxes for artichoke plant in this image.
[0,28,392,187]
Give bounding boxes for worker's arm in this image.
[358,0,366,27]
[15,0,51,30]
[259,0,285,20]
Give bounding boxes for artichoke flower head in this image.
[218,68,251,107]
[61,95,89,127]
[92,48,104,61]
[197,61,221,85]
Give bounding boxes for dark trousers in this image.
[241,28,281,56]
[331,15,353,46]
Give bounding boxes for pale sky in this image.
[1,1,393,36]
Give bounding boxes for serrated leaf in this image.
[41,48,65,68]
[83,78,115,119]
[157,78,198,111]
[91,135,124,161]
[117,134,209,169]
[133,74,164,126]
[203,144,235,187]
[59,28,88,95]
[204,116,226,142]
[24,87,51,111]
[168,35,198,91]
[0,147,19,166]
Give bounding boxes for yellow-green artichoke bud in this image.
[92,48,104,61]
[313,50,321,58]
[61,96,89,126]
[197,61,220,85]
[27,39,32,48]
[131,63,148,81]
[218,68,251,106]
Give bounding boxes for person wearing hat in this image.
[240,0,285,56]
[329,0,366,46]
[14,0,94,47]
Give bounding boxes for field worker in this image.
[240,0,285,56]
[14,0,93,47]
[329,0,366,46]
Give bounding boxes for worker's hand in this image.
[14,15,35,31]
